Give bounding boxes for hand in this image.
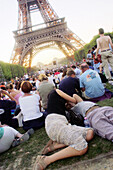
[0,124,8,127]
[0,89,5,94]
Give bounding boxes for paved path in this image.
[58,152,113,170]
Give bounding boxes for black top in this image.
[59,77,81,97]
[0,100,16,126]
[47,90,66,116]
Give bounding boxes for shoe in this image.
[102,83,106,88]
[108,80,113,85]
[33,155,47,170]
[26,128,34,136]
[41,142,55,155]
[12,133,29,147]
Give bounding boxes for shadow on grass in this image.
[0,83,113,169]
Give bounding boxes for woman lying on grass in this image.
[33,90,94,170]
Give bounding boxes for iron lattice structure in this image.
[10,0,85,67]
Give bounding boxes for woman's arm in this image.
[0,89,17,105]
[56,89,82,104]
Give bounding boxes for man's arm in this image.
[109,36,113,49]
[96,39,100,57]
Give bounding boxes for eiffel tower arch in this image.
[10,0,85,67]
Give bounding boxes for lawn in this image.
[0,83,113,170]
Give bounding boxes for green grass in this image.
[0,83,113,169]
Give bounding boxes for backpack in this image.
[65,108,84,127]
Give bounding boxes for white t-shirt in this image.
[19,94,43,121]
[36,80,40,89]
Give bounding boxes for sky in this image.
[0,0,113,66]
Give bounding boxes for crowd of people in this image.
[0,28,113,169]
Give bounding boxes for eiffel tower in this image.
[10,0,85,68]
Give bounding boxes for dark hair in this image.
[99,28,104,34]
[21,81,33,93]
[88,50,91,53]
[80,63,89,70]
[92,47,95,51]
[94,45,97,49]
[62,68,67,77]
[71,65,76,69]
[6,83,13,90]
[67,69,75,76]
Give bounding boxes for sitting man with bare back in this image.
[96,28,113,81]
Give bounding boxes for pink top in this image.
[14,92,23,105]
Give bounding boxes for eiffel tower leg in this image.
[29,49,33,68]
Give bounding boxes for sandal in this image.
[41,143,55,155]
[11,133,29,147]
[33,155,47,170]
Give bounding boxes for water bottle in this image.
[84,117,90,128]
[11,109,15,116]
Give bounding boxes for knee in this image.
[78,146,88,156]
[86,129,94,141]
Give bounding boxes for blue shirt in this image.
[80,69,105,98]
[0,127,4,139]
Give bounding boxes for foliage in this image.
[0,61,27,81]
[74,32,113,62]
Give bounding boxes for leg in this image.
[90,107,113,141]
[42,140,66,155]
[101,54,111,79]
[108,55,113,74]
[34,146,88,169]
[46,146,88,165]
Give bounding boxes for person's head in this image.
[94,45,97,49]
[66,69,75,77]
[6,83,14,92]
[80,63,89,73]
[0,82,6,90]
[92,47,95,51]
[88,50,91,53]
[38,74,48,82]
[71,65,76,69]
[21,81,33,93]
[99,28,104,35]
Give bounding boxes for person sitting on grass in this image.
[6,83,23,106]
[38,74,55,111]
[80,63,105,99]
[19,81,46,131]
[0,89,18,128]
[0,123,34,153]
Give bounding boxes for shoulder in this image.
[96,37,100,42]
[0,100,16,108]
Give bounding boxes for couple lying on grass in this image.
[1,88,113,169]
[33,89,113,170]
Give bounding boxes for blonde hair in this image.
[38,74,48,81]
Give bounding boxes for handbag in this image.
[65,108,84,127]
